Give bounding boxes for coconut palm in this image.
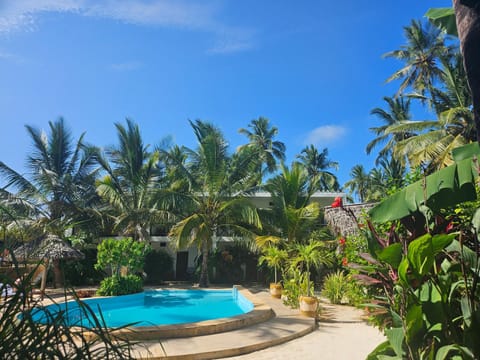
[383,106,474,172]
[96,119,168,242]
[384,19,452,97]
[0,118,99,286]
[238,117,286,181]
[257,162,321,247]
[296,145,339,191]
[166,120,261,287]
[344,165,370,203]
[367,96,415,162]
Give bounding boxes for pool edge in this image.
[83,286,274,341]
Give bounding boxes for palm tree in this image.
[166,120,261,287]
[344,165,370,203]
[367,96,415,162]
[238,117,286,181]
[296,145,339,191]
[96,119,167,242]
[0,118,99,286]
[292,241,332,297]
[384,19,452,97]
[257,162,321,247]
[258,246,288,284]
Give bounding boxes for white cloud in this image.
[207,27,255,54]
[110,61,143,72]
[0,0,255,54]
[304,125,348,146]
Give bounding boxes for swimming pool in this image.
[31,288,255,329]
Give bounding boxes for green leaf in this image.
[366,341,397,360]
[435,344,474,360]
[425,8,457,36]
[369,158,477,222]
[398,258,410,285]
[406,304,425,344]
[377,243,403,268]
[431,233,456,254]
[408,234,434,276]
[385,327,405,358]
[472,208,480,236]
[452,142,480,162]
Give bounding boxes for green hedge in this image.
[97,275,143,296]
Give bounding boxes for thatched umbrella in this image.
[13,234,84,290]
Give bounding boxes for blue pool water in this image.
[31,288,254,328]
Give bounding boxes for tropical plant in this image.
[257,162,321,247]
[96,119,168,242]
[164,120,261,287]
[0,266,135,358]
[367,96,414,162]
[384,19,453,97]
[344,164,370,202]
[322,270,349,304]
[0,118,100,286]
[97,274,144,296]
[238,117,286,180]
[296,145,339,191]
[258,246,288,284]
[291,240,333,297]
[95,237,150,277]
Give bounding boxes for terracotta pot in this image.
[269,283,282,298]
[299,296,318,317]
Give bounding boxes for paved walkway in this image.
[226,300,385,360]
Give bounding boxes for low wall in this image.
[324,203,377,237]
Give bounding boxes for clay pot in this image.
[269,283,282,298]
[299,296,318,317]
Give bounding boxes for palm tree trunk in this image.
[199,240,209,287]
[453,0,480,142]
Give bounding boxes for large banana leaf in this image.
[425,8,457,36]
[369,157,477,222]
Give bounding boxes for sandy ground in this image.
[225,301,385,360]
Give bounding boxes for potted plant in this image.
[293,241,332,317]
[259,246,287,298]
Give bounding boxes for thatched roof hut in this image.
[324,203,377,237]
[13,234,84,261]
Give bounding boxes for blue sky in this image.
[0,0,452,187]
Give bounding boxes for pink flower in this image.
[446,221,454,233]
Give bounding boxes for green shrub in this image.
[322,270,348,304]
[144,249,174,284]
[282,268,313,309]
[97,275,143,296]
[95,238,150,277]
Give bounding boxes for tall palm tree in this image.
[367,96,415,162]
[0,118,99,286]
[344,165,370,203]
[385,19,452,97]
[166,120,261,287]
[238,117,286,181]
[258,162,321,247]
[385,108,473,172]
[296,145,339,191]
[96,119,168,242]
